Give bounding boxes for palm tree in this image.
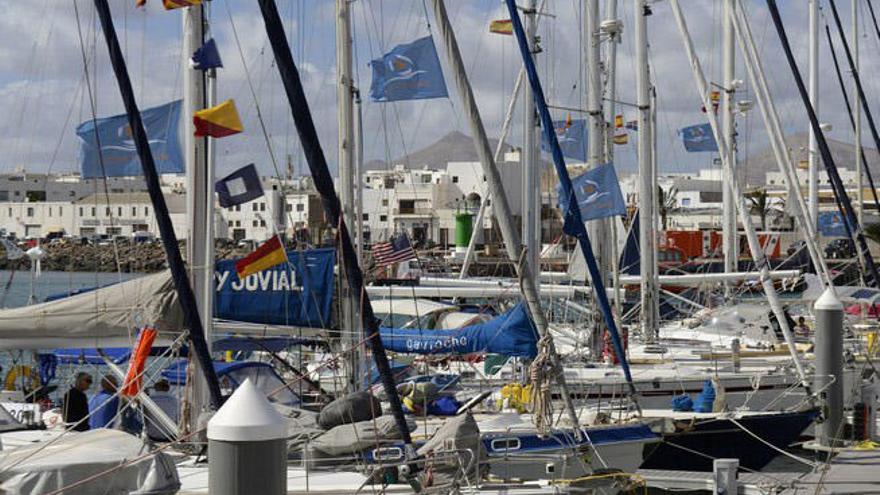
[657,185,678,230]
[865,223,880,245]
[745,188,781,231]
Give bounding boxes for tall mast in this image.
[603,0,621,319]
[585,0,610,355]
[336,0,360,392]
[854,0,864,229]
[808,0,820,225]
[522,0,540,286]
[722,0,737,294]
[183,3,214,422]
[635,0,657,343]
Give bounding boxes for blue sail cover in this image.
[214,248,335,327]
[379,303,538,357]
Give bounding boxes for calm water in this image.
[0,270,142,309]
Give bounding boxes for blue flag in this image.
[191,38,223,71]
[215,163,263,208]
[817,211,854,237]
[541,118,588,162]
[76,100,183,178]
[369,36,448,102]
[680,123,718,152]
[557,163,626,224]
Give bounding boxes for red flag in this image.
[121,327,157,397]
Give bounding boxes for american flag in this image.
[372,233,416,267]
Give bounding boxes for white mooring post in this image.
[713,458,738,494]
[208,379,287,494]
[814,288,844,448]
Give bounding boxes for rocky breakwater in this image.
[0,241,254,273]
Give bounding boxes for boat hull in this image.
[640,409,818,471]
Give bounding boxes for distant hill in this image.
[743,132,880,186]
[365,130,549,170]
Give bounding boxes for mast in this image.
[431,0,586,433]
[808,0,820,225]
[93,0,222,408]
[585,0,611,356]
[335,0,360,392]
[668,0,810,387]
[853,0,864,230]
[603,0,622,320]
[522,0,540,286]
[722,0,738,294]
[256,0,419,467]
[183,3,215,421]
[635,0,658,344]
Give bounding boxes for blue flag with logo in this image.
[214,248,336,327]
[817,211,854,237]
[76,100,183,178]
[369,36,448,102]
[557,163,626,225]
[541,118,588,162]
[215,163,263,208]
[191,38,223,70]
[680,123,718,152]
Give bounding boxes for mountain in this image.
[743,132,880,186]
[365,131,520,170]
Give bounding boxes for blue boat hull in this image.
[641,409,819,471]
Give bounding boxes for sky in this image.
[1,0,879,181]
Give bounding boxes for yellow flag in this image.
[489,20,513,35]
[193,99,243,138]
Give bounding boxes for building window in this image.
[260,202,266,212]
[681,198,691,207]
[7,208,11,217]
[79,207,83,217]
[0,191,8,201]
[379,215,387,222]
[235,220,241,227]
[106,227,121,235]
[296,204,304,212]
[235,205,241,212]
[132,207,137,216]
[452,176,459,183]
[26,207,34,217]
[48,208,52,217]
[252,220,259,227]
[228,221,233,227]
[59,207,62,216]
[363,213,369,221]
[422,174,431,183]
[69,191,75,197]
[144,206,149,216]
[117,207,123,217]
[91,207,96,217]
[105,207,111,216]
[382,199,388,206]
[285,204,292,212]
[260,220,266,227]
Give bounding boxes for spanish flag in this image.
[489,20,513,35]
[193,99,243,138]
[614,114,624,129]
[235,235,287,280]
[163,0,201,9]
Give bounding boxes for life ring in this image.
[4,365,40,392]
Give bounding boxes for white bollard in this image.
[208,379,287,495]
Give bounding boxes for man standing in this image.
[62,372,92,431]
[89,375,120,430]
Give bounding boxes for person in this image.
[145,379,178,442]
[88,375,120,430]
[62,372,92,431]
[794,316,810,337]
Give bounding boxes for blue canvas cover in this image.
[379,303,538,358]
[214,248,335,327]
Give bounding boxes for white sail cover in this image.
[0,429,180,494]
[0,271,182,350]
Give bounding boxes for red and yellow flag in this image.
[614,114,624,129]
[121,327,157,397]
[193,99,243,138]
[163,0,201,10]
[489,19,513,35]
[235,235,287,280]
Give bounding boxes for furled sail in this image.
[379,303,538,358]
[0,271,181,350]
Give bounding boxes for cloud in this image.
[0,0,874,182]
